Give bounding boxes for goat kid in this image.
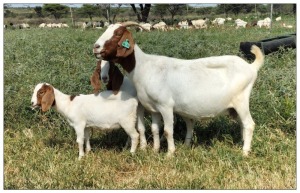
[93,22,264,157]
[31,83,139,159]
[90,60,149,150]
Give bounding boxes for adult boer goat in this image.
[93,22,264,156]
[31,83,139,159]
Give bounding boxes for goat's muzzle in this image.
[31,102,41,110]
[101,76,108,84]
[93,44,103,60]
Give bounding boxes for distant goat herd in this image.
[5,16,293,30]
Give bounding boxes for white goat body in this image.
[138,23,152,32]
[191,19,208,29]
[131,46,262,118]
[152,21,167,31]
[235,19,247,28]
[212,18,226,26]
[93,23,264,156]
[178,20,189,29]
[257,17,271,28]
[31,83,139,159]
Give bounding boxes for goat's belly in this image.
[175,107,227,120]
[86,122,121,130]
[174,97,231,120]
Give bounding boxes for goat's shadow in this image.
[89,129,129,152]
[45,115,242,153]
[45,127,128,153]
[159,115,243,152]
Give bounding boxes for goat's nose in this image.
[94,44,100,49]
[102,76,108,83]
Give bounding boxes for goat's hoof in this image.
[243,150,250,157]
[140,143,147,150]
[166,152,175,159]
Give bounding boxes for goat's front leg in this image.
[137,104,147,150]
[74,124,86,160]
[159,107,175,157]
[151,112,162,152]
[84,127,91,153]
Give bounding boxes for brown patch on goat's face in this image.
[100,27,126,61]
[37,84,55,112]
[100,26,136,73]
[90,60,102,93]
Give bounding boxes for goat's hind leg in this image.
[121,123,140,154]
[235,103,255,156]
[151,112,162,152]
[159,107,175,157]
[183,117,195,146]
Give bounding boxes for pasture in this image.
[3,22,296,189]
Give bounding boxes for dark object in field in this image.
[240,33,296,60]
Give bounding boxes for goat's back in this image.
[70,91,138,128]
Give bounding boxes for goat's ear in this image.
[111,65,124,95]
[90,61,101,93]
[117,29,134,58]
[41,86,55,112]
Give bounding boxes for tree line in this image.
[4,4,296,25]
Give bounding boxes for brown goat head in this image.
[36,84,55,112]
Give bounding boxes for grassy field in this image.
[3,21,296,189]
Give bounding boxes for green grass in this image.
[4,23,296,189]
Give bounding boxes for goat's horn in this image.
[122,21,148,31]
[122,21,140,27]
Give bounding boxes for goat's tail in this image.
[250,45,264,71]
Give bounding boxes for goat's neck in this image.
[116,51,136,73]
[53,88,72,117]
[117,44,151,74]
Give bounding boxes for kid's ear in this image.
[111,66,124,95]
[41,86,55,112]
[90,61,101,93]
